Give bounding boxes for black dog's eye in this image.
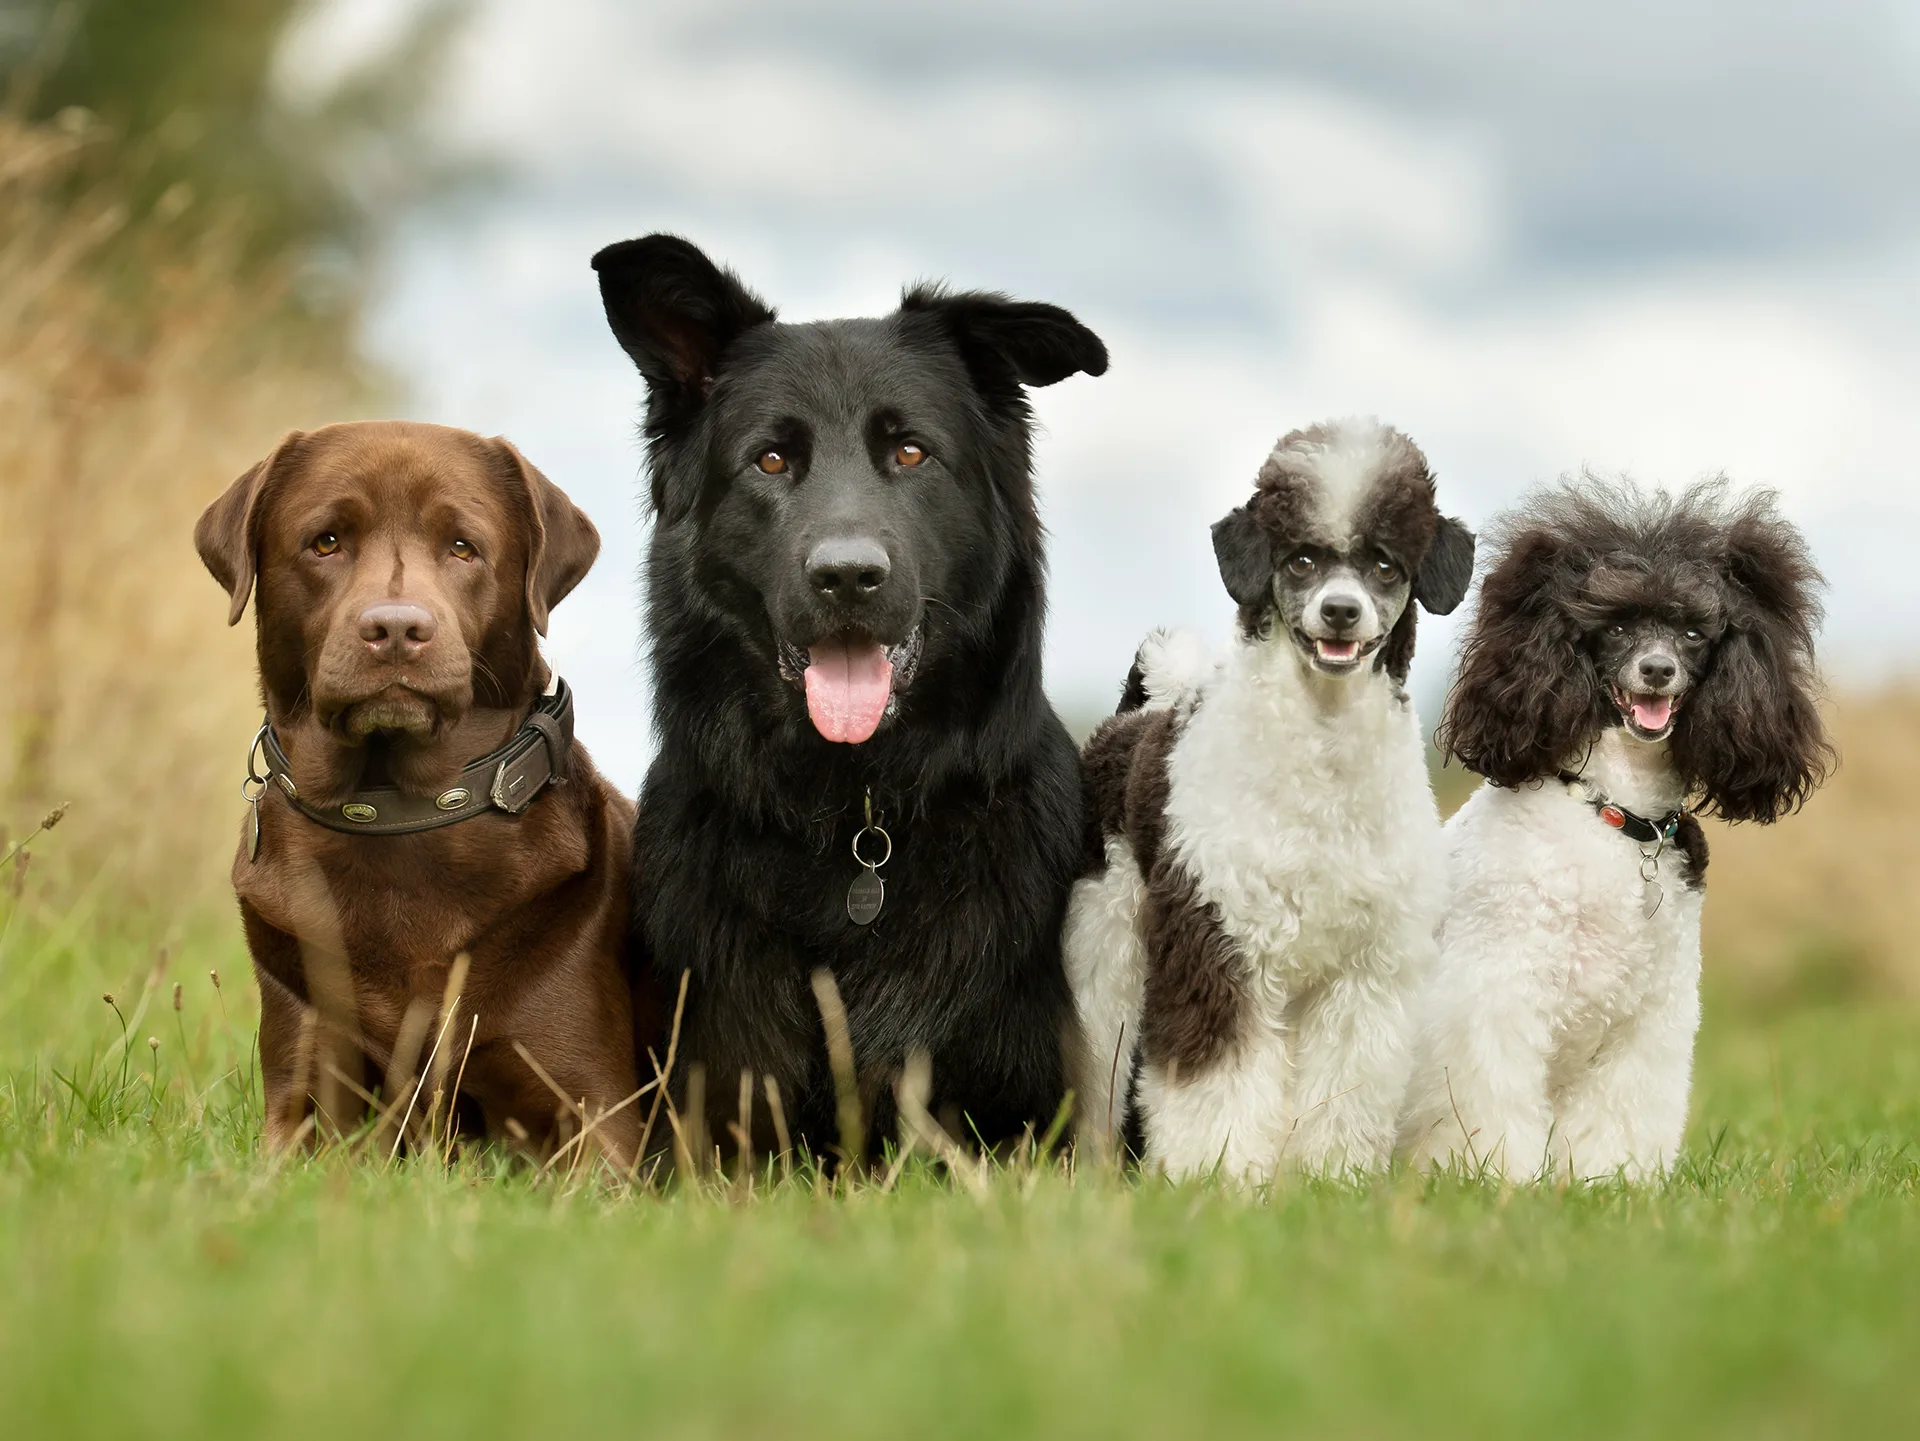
[311,532,340,557]
[450,538,477,561]
[1374,557,1401,584]
[1607,623,1626,637]
[1684,629,1703,642]
[1286,552,1317,577]
[755,450,788,475]
[895,442,928,468]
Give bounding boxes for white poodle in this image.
[1400,479,1831,1182]
[1066,420,1474,1181]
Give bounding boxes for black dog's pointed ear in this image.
[592,233,775,410]
[1211,504,1272,608]
[900,287,1108,401]
[1415,515,1476,615]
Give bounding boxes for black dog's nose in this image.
[359,602,438,661]
[806,537,891,601]
[1319,595,1363,632]
[1637,653,1678,688]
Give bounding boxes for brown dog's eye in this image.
[895,442,928,467]
[1286,552,1316,577]
[1375,557,1400,583]
[312,532,340,557]
[755,450,787,475]
[450,538,477,561]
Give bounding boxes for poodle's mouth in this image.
[1612,684,1682,742]
[1295,630,1382,675]
[777,626,924,744]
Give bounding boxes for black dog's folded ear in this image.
[1415,515,1476,615]
[592,234,775,414]
[900,287,1108,402]
[1211,505,1272,608]
[194,431,304,626]
[493,440,601,637]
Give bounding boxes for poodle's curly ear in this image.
[1415,516,1475,615]
[1436,529,1610,786]
[1671,502,1834,821]
[1211,504,1271,608]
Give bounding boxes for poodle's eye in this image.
[1684,629,1703,642]
[311,532,340,557]
[1606,623,1626,637]
[894,442,928,468]
[1374,557,1401,584]
[1286,552,1317,577]
[755,449,788,475]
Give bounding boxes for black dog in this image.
[592,234,1108,1157]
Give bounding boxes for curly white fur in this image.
[1069,629,1447,1180]
[1399,731,1702,1182]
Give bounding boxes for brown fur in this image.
[1084,700,1251,1078]
[195,421,654,1164]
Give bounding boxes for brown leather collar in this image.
[250,679,574,839]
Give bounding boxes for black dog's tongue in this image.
[803,641,893,743]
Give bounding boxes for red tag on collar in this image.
[1599,805,1627,829]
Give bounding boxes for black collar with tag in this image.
[250,679,574,841]
[1557,770,1685,846]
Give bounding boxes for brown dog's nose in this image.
[359,602,438,661]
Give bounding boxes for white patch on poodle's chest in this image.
[1448,778,1702,1066]
[1160,646,1447,997]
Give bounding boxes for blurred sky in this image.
[293,0,1920,792]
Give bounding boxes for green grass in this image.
[2,911,1918,1441]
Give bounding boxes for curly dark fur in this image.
[1438,476,1834,822]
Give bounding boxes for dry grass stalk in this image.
[633,970,689,1177]
[762,1074,793,1183]
[809,967,865,1172]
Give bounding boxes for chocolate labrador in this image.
[195,420,651,1166]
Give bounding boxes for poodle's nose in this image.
[1319,595,1363,632]
[1637,653,1677,688]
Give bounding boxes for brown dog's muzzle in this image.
[315,562,473,741]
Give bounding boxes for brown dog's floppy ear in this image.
[495,440,600,637]
[1211,504,1271,608]
[195,432,302,626]
[1414,515,1476,615]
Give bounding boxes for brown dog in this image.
[195,420,649,1166]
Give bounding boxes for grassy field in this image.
[2,902,1917,1441]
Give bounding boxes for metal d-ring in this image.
[241,723,270,802]
[852,823,892,871]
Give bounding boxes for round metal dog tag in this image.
[847,871,884,925]
[341,802,379,824]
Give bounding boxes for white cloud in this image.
[316,0,1920,789]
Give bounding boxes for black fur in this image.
[594,234,1109,1156]
[1438,476,1834,822]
